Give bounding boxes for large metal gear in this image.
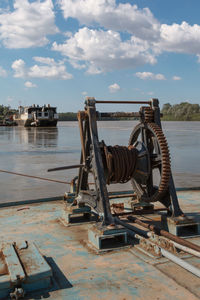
[128,120,171,203]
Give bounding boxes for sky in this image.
[0,0,200,112]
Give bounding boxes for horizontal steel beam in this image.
[95,100,151,105]
[98,112,140,119]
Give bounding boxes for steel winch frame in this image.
[68,97,184,226]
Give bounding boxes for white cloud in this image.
[135,72,166,80]
[109,83,120,93]
[82,91,87,96]
[0,0,58,48]
[12,57,73,80]
[0,66,7,77]
[29,57,73,79]
[157,22,200,55]
[172,76,181,81]
[12,59,26,78]
[52,27,156,74]
[59,1,200,56]
[58,0,160,41]
[57,1,200,72]
[25,81,37,88]
[4,0,200,75]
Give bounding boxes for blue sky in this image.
[0,0,200,112]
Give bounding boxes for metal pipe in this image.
[117,217,200,277]
[128,216,200,253]
[115,217,149,238]
[172,241,200,258]
[147,232,200,258]
[48,164,84,172]
[109,193,135,199]
[95,100,151,105]
[136,231,200,277]
[0,169,69,184]
[113,208,168,216]
[77,111,86,163]
[161,248,200,278]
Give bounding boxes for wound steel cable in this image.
[0,169,70,185]
[103,145,138,184]
[0,169,95,185]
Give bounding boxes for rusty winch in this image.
[49,97,184,227]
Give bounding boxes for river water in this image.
[0,121,199,203]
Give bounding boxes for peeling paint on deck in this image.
[0,191,199,299]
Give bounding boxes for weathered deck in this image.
[0,190,200,299]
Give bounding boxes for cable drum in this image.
[102,144,138,184]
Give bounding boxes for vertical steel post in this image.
[76,111,90,194]
[86,98,114,225]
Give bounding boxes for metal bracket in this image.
[161,215,200,236]
[62,204,93,224]
[88,224,128,251]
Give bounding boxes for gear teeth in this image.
[148,122,171,202]
[142,107,154,122]
[129,120,171,203]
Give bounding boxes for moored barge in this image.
[14,104,58,127]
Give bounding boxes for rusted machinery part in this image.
[128,215,200,253]
[141,106,154,123]
[129,121,171,203]
[102,144,138,184]
[149,122,171,195]
[116,216,200,277]
[147,231,200,258]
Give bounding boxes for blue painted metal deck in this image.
[0,190,199,299]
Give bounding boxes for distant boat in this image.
[14,104,58,127]
[0,116,17,126]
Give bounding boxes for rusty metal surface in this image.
[95,100,152,105]
[74,98,180,227]
[129,122,171,203]
[0,190,199,299]
[127,216,200,253]
[98,112,141,119]
[103,144,138,184]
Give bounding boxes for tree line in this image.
[0,105,17,120]
[1,102,200,121]
[161,102,200,121]
[59,102,200,121]
[58,112,77,121]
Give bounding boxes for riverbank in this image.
[161,113,200,121]
[161,102,200,121]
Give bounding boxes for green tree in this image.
[161,102,200,121]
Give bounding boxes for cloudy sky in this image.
[0,0,200,112]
